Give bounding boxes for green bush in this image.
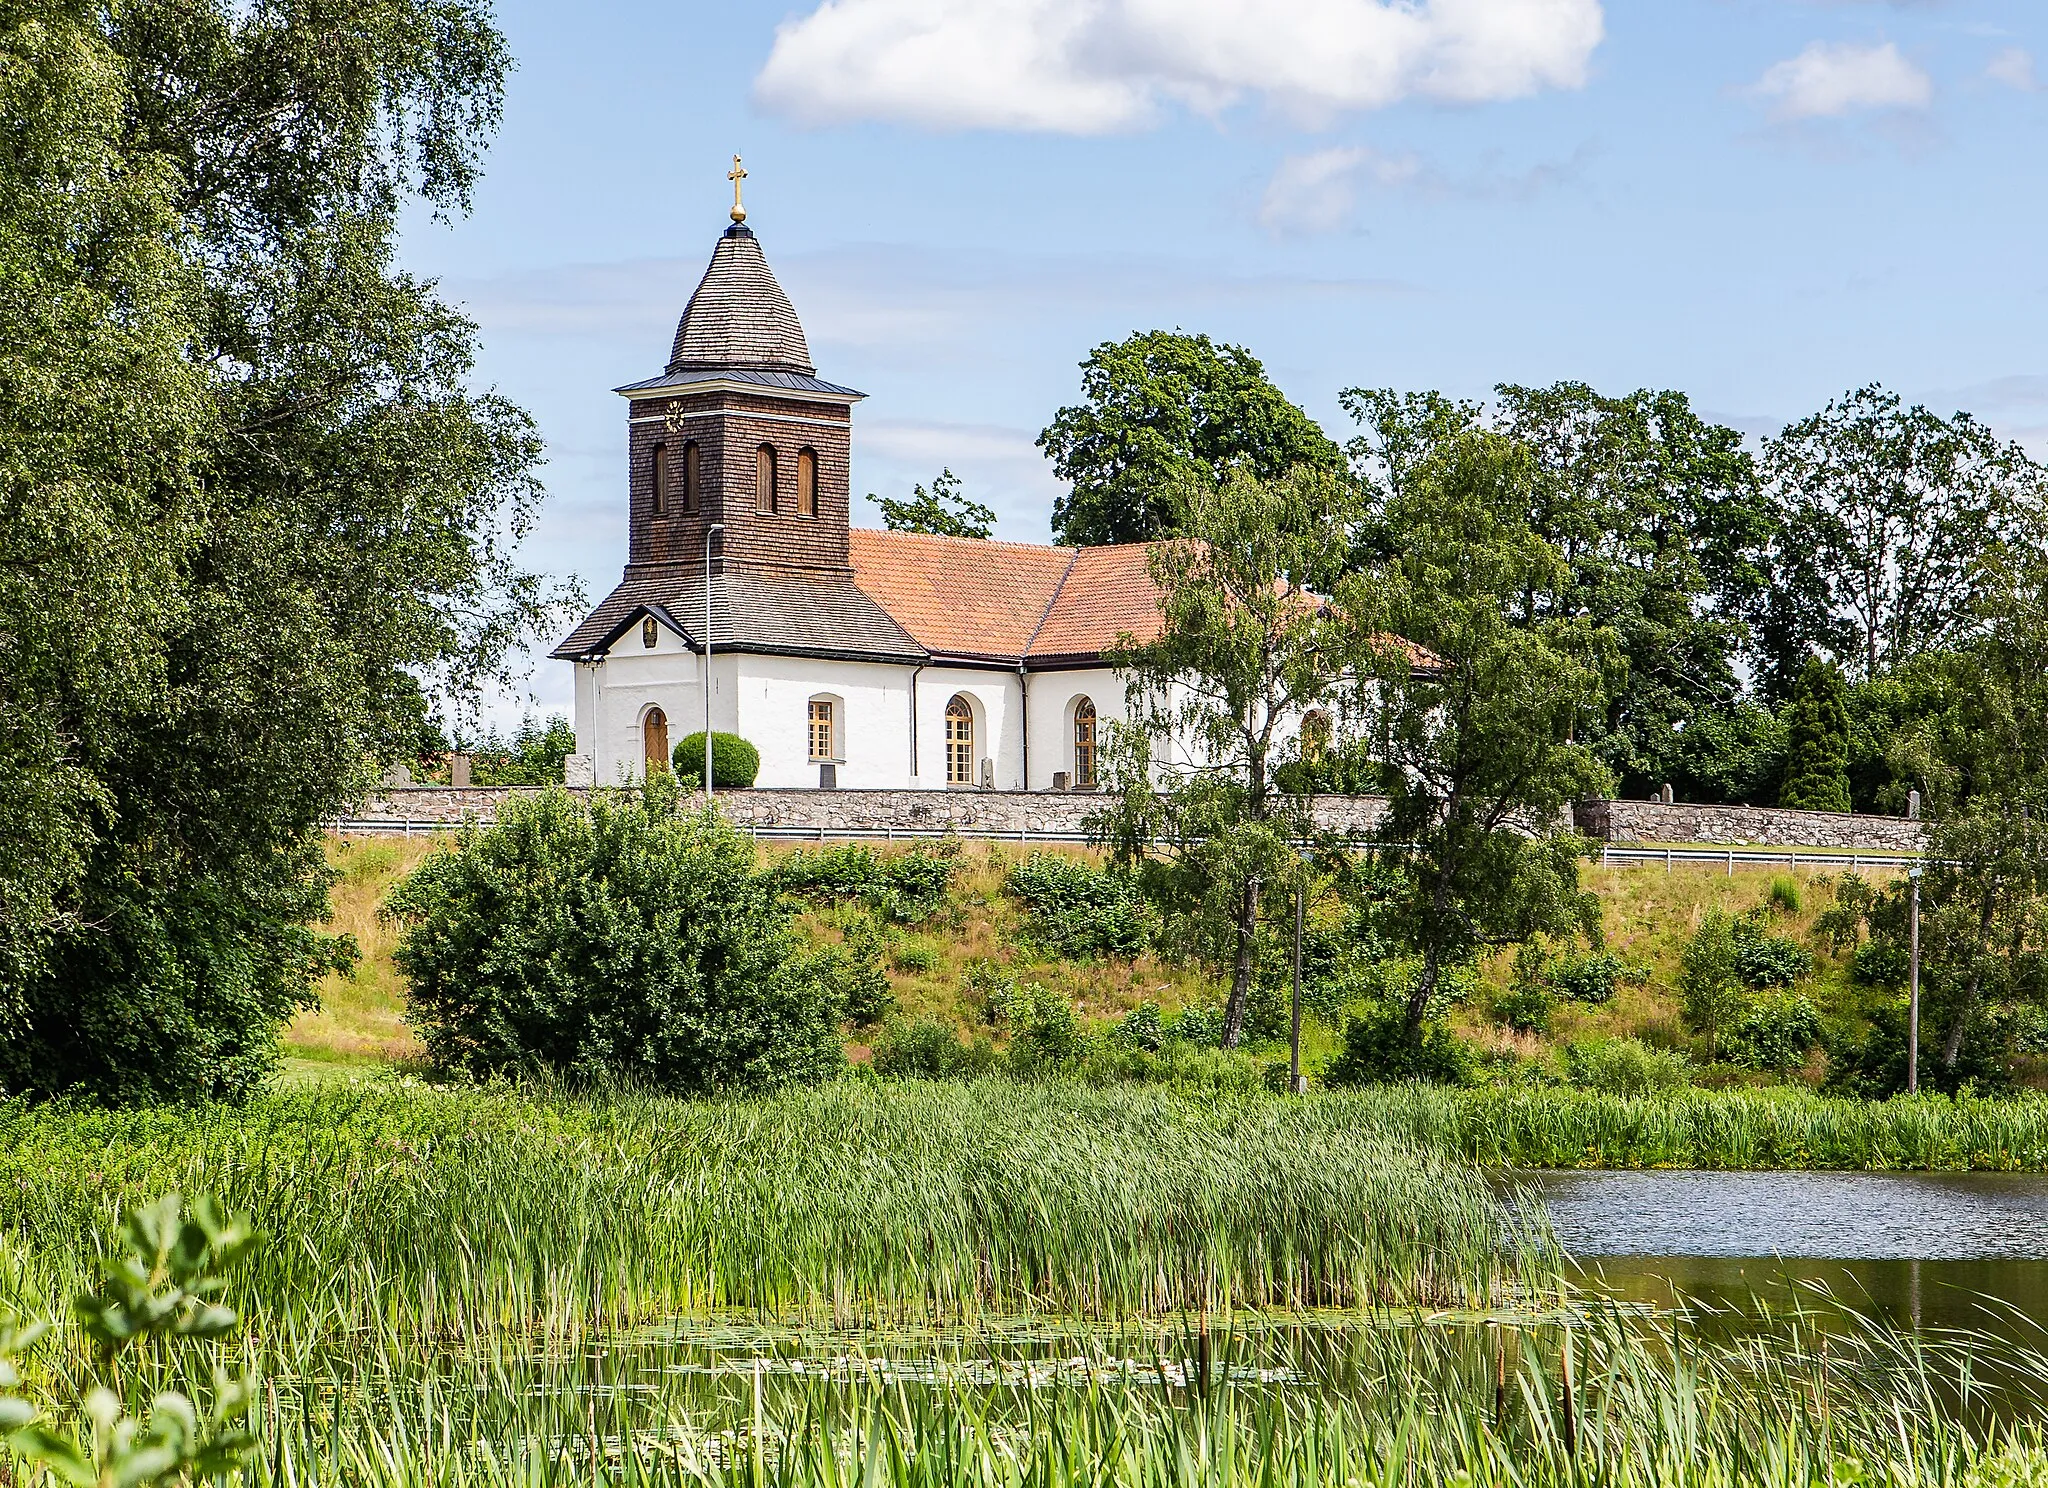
[1768,874,1803,916]
[1732,911,1810,988]
[993,982,1087,1070]
[1560,1036,1692,1096]
[835,917,896,1026]
[1325,1010,1472,1087]
[1548,949,1632,1004]
[1111,1000,1165,1052]
[772,844,955,922]
[1165,1001,1226,1048]
[1005,853,1155,959]
[889,935,941,973]
[871,1016,986,1078]
[386,781,843,1092]
[1730,991,1823,1073]
[671,730,760,788]
[1489,981,1553,1034]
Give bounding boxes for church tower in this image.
[553,161,923,676]
[615,158,861,579]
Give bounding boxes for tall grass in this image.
[1342,1083,2048,1171]
[0,1081,1540,1344]
[231,1300,2045,1486]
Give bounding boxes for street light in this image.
[704,522,724,802]
[1908,863,1922,1095]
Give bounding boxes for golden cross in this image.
[727,154,747,223]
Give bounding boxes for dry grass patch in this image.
[284,833,441,1064]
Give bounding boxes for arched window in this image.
[650,442,667,515]
[1072,697,1098,789]
[682,440,701,514]
[643,706,670,775]
[796,447,818,518]
[1300,708,1331,760]
[808,695,837,761]
[944,695,975,787]
[755,444,777,514]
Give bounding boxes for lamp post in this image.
[1291,880,1305,1095]
[704,522,723,803]
[1907,864,1922,1095]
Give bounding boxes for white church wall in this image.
[732,656,913,789]
[919,670,1021,789]
[579,618,724,784]
[1024,668,1127,791]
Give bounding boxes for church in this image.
[554,168,1172,792]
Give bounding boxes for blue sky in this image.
[400,0,2048,724]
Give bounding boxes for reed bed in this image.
[0,1081,1539,1344]
[1337,1084,2048,1171]
[216,1300,2048,1486]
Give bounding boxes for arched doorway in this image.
[643,706,670,775]
[1072,697,1098,788]
[944,695,975,787]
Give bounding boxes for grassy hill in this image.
[293,832,1889,1086]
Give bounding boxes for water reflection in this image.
[1515,1169,2048,1337]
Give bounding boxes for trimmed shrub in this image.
[1560,1036,1692,1096]
[386,781,842,1092]
[671,731,760,789]
[1005,853,1155,959]
[1778,658,1852,813]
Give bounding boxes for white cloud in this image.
[1751,41,1931,121]
[1259,146,1421,235]
[754,0,1606,133]
[1987,47,2037,92]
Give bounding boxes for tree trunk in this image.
[1222,877,1259,1049]
[1941,888,1997,1071]
[1404,859,1457,1039]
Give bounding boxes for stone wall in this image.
[353,786,1389,838]
[354,788,1918,851]
[1574,798,1924,852]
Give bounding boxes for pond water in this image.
[1516,1169,2048,1336]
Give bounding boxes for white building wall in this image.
[917,669,1020,789]
[578,617,724,785]
[1024,668,1127,790]
[572,635,1230,792]
[732,655,914,789]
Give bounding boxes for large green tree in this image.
[1096,466,1365,1047]
[1345,383,1763,800]
[0,0,564,1102]
[0,7,207,1007]
[1342,428,1613,1042]
[1758,385,2042,694]
[1040,330,1343,547]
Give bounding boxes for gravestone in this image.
[563,753,595,788]
[449,753,471,789]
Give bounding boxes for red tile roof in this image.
[848,529,1167,666]
[848,529,1077,662]
[847,529,1429,674]
[1028,544,1164,662]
